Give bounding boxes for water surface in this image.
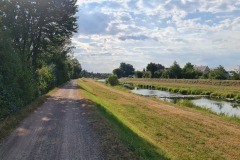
[132,88,240,117]
[192,98,240,117]
[97,79,106,83]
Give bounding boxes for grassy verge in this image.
[78,79,240,160]
[121,78,240,100]
[77,93,137,159]
[78,84,166,159]
[113,82,240,122]
[0,88,58,141]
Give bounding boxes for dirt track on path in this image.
[0,80,135,160]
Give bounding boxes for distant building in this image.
[194,66,210,74]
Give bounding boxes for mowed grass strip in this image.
[78,79,240,160]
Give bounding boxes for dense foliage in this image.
[134,61,239,80]
[107,74,119,86]
[113,62,135,78]
[0,0,81,121]
[146,63,165,78]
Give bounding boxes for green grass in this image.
[94,102,166,159]
[78,79,240,160]
[79,84,167,159]
[0,88,58,141]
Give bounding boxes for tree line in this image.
[81,70,111,79]
[112,61,240,80]
[0,0,81,121]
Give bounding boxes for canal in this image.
[132,88,240,117]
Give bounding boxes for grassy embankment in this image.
[78,79,240,160]
[121,78,240,100]
[0,88,59,141]
[120,78,240,120]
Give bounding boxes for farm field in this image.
[78,79,240,160]
[120,78,240,99]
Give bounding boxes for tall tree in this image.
[134,71,143,78]
[169,61,182,79]
[0,0,79,121]
[112,62,135,78]
[113,68,123,78]
[1,0,78,69]
[119,62,135,77]
[182,62,198,79]
[72,58,82,79]
[146,62,165,78]
[0,28,37,119]
[146,63,158,78]
[208,65,227,80]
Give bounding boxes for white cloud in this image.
[74,0,240,72]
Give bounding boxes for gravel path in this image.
[0,80,104,160]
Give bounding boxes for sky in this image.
[72,0,240,73]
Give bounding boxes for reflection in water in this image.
[149,90,155,95]
[232,103,240,109]
[192,98,240,117]
[132,89,240,117]
[98,79,106,82]
[215,103,223,110]
[132,89,179,97]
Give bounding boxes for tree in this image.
[146,63,158,78]
[169,61,182,79]
[1,0,78,69]
[161,70,170,78]
[229,71,239,80]
[143,71,151,78]
[182,62,198,79]
[112,62,135,78]
[134,71,143,78]
[154,70,163,78]
[119,62,135,77]
[0,0,79,121]
[0,28,37,119]
[71,58,82,79]
[208,65,227,80]
[113,68,123,78]
[146,62,165,78]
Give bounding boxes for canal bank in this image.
[131,88,240,118]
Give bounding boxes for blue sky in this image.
[73,0,240,73]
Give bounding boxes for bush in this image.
[37,65,56,94]
[0,30,38,121]
[234,94,240,100]
[107,74,119,86]
[179,89,188,95]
